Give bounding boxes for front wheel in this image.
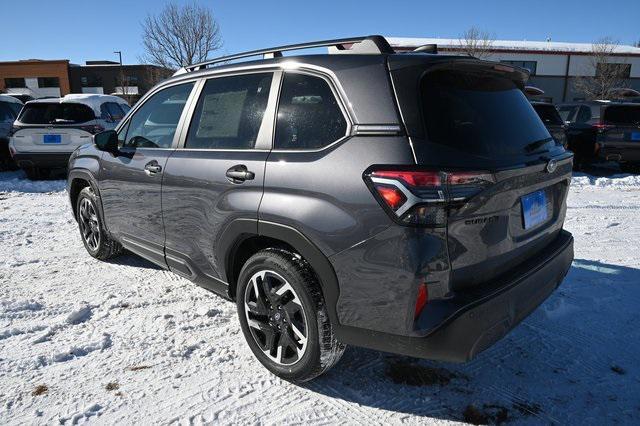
[236,249,345,382]
[76,187,123,260]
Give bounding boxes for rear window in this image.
[19,102,95,124]
[603,105,640,125]
[421,71,554,158]
[532,104,563,125]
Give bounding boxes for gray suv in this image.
[67,36,574,381]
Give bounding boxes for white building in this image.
[387,37,640,103]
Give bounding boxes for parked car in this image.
[67,35,574,381]
[558,100,640,171]
[0,94,23,170]
[530,101,567,148]
[9,94,130,179]
[595,103,640,173]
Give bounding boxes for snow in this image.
[387,37,640,55]
[1,171,639,424]
[25,94,130,115]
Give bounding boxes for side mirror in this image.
[94,130,119,154]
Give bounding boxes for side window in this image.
[185,73,273,149]
[274,73,347,150]
[576,106,592,123]
[122,82,194,149]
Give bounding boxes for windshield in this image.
[19,102,95,124]
[421,70,554,158]
[603,105,640,125]
[533,104,564,126]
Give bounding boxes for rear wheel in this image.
[236,249,345,382]
[76,187,123,260]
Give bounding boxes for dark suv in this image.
[67,36,574,381]
[559,100,640,171]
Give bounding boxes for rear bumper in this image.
[597,144,640,163]
[336,230,574,362]
[12,152,72,169]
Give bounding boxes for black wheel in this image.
[76,187,123,260]
[236,249,345,382]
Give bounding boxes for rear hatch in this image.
[598,104,640,149]
[389,56,573,290]
[12,102,97,152]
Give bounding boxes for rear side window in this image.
[100,102,126,121]
[558,105,577,122]
[603,105,640,125]
[274,73,347,150]
[185,73,272,149]
[123,82,194,149]
[19,102,95,124]
[532,104,563,125]
[421,71,553,157]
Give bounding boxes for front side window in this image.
[274,73,347,150]
[122,82,194,149]
[185,73,273,149]
[575,106,592,123]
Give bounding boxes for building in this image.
[0,59,172,102]
[68,61,173,102]
[386,37,640,103]
[0,59,71,98]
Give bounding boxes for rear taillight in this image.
[79,124,105,134]
[414,283,428,319]
[592,122,614,133]
[364,168,495,227]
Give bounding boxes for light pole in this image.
[113,51,124,97]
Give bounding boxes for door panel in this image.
[99,82,197,266]
[161,72,278,289]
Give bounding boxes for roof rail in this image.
[173,35,394,76]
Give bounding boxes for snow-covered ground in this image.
[1,170,639,425]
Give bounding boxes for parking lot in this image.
[1,170,639,424]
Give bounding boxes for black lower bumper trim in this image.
[13,152,72,169]
[335,230,574,362]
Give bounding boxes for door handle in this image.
[226,165,255,183]
[144,161,162,175]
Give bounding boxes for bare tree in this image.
[141,2,222,70]
[458,27,495,59]
[574,37,630,100]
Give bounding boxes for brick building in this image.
[0,59,71,98]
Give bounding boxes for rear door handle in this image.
[226,165,255,183]
[145,161,162,175]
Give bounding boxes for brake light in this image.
[79,124,105,134]
[364,168,495,227]
[592,122,614,132]
[414,283,428,319]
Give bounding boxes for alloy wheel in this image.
[78,198,101,251]
[244,270,308,365]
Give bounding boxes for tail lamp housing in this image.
[364,167,495,227]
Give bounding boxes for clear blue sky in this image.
[2,0,639,65]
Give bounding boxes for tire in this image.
[76,186,123,260]
[236,249,345,382]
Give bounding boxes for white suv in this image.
[9,94,130,179]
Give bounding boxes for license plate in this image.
[631,132,640,141]
[43,134,61,144]
[521,190,549,230]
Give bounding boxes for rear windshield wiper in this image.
[525,137,553,153]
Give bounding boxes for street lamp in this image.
[113,51,125,97]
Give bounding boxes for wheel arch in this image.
[218,219,341,327]
[68,170,106,229]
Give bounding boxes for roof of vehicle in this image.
[24,94,130,116]
[0,94,24,105]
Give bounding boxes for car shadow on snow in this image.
[304,259,640,424]
[105,251,163,270]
